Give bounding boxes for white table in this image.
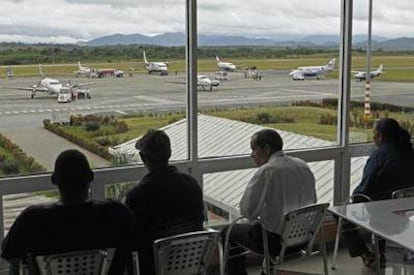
[329,197,414,274]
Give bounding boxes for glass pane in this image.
[198,0,341,158]
[0,1,188,177]
[350,1,414,144]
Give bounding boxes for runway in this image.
[0,70,413,122]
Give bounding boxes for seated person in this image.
[1,149,136,275]
[225,129,317,275]
[341,118,414,267]
[125,129,205,275]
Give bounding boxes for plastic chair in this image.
[331,193,372,270]
[26,249,113,275]
[152,229,224,275]
[392,186,414,199]
[224,203,329,275]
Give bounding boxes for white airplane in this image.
[353,64,383,81]
[289,58,336,80]
[74,61,92,77]
[143,51,168,75]
[216,56,237,72]
[2,64,93,100]
[197,75,220,91]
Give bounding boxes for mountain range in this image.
[82,32,414,51]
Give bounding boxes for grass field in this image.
[1,54,414,82]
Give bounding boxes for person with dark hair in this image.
[125,129,205,275]
[341,118,414,267]
[224,129,317,275]
[1,149,136,275]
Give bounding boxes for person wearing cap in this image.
[1,149,136,275]
[125,129,204,275]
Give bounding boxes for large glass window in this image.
[349,0,414,144]
[197,1,341,159]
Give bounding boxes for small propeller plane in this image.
[289,58,336,80]
[2,64,94,100]
[352,64,383,81]
[216,56,237,72]
[143,51,169,75]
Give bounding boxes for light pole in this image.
[364,0,373,121]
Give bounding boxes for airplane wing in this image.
[71,82,96,88]
[1,86,49,92]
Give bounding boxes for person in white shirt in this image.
[225,129,317,275]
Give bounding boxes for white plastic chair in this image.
[224,203,329,275]
[29,249,113,275]
[152,229,224,275]
[392,186,414,199]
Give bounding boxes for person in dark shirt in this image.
[342,118,414,267]
[125,129,204,275]
[1,149,136,275]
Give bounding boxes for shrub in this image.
[256,112,272,123]
[1,160,19,174]
[96,136,111,146]
[84,121,101,132]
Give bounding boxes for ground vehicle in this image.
[292,72,305,80]
[57,88,72,103]
[215,71,228,80]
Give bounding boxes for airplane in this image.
[74,61,92,77]
[143,51,169,75]
[2,64,93,100]
[289,58,336,80]
[216,56,237,72]
[352,64,383,81]
[197,75,220,91]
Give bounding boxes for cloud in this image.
[0,0,412,43]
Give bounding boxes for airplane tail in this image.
[78,61,82,69]
[327,58,336,69]
[377,64,383,73]
[38,64,45,78]
[216,56,220,62]
[143,51,149,64]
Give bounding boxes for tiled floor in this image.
[246,246,414,275]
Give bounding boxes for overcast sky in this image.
[0,0,412,44]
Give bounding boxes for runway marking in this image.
[134,95,178,104]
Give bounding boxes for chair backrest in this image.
[279,203,329,256]
[392,186,414,199]
[153,230,220,275]
[35,249,111,275]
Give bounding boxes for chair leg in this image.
[261,227,271,275]
[331,217,342,270]
[320,224,329,275]
[217,241,225,275]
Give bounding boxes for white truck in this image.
[57,87,72,103]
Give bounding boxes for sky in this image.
[0,0,412,44]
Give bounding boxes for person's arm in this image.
[1,209,32,261]
[239,168,268,220]
[353,151,381,197]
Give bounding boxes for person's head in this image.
[373,118,412,151]
[250,129,283,166]
[51,149,94,202]
[135,129,171,169]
